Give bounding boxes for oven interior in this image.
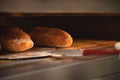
[0,0,120,80]
[0,13,120,80]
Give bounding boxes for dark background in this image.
[0,15,120,40]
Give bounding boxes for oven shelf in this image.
[0,55,120,80]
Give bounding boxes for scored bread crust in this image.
[0,27,34,52]
[29,27,73,47]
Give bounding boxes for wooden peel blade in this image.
[0,48,56,60]
[0,52,53,60]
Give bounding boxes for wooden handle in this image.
[83,49,119,56]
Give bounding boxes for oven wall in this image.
[0,15,120,40]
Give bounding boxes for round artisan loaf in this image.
[29,27,73,47]
[0,27,34,52]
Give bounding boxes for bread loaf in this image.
[29,27,73,47]
[0,27,34,52]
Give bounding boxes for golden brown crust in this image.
[0,27,34,52]
[29,27,73,47]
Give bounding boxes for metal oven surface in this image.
[0,55,120,80]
